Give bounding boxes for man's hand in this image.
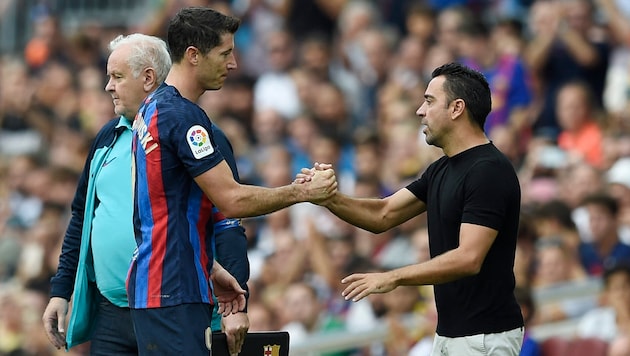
[294,163,336,203]
[222,312,249,356]
[42,297,69,349]
[211,263,247,316]
[341,272,398,302]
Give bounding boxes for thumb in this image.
[58,311,66,333]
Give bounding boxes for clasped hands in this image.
[294,162,337,204]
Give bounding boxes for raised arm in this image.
[194,161,337,218]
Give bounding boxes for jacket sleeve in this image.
[212,125,250,307]
[48,119,118,300]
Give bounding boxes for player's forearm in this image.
[391,250,481,286]
[323,193,390,233]
[219,184,303,218]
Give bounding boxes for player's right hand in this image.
[42,297,68,349]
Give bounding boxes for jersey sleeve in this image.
[170,105,225,178]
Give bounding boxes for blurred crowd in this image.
[2,0,630,355]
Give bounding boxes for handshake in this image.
[293,162,337,205]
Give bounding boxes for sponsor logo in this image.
[187,125,214,159]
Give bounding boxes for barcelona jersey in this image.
[128,84,225,309]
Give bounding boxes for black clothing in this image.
[406,143,524,337]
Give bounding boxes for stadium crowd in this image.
[1,0,630,355]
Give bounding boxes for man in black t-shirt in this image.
[297,62,524,355]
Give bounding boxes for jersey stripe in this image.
[145,109,167,308]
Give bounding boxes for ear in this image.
[450,98,466,120]
[185,46,200,65]
[142,68,157,92]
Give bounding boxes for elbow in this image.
[460,256,484,276]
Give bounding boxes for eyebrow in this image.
[424,94,435,100]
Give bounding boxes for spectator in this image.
[555,80,605,168]
[525,0,610,139]
[577,259,630,342]
[579,193,630,276]
[253,28,302,119]
[458,18,533,136]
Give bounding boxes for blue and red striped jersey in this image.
[128,84,226,309]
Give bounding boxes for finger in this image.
[222,300,233,317]
[43,318,63,349]
[226,330,237,356]
[351,289,370,302]
[217,301,225,316]
[341,274,360,284]
[315,162,333,170]
[237,295,246,312]
[235,329,245,353]
[58,312,66,334]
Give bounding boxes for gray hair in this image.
[109,33,171,83]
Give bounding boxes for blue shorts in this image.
[130,303,212,355]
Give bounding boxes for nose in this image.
[227,53,238,71]
[105,77,114,92]
[416,103,426,118]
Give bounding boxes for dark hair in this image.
[532,199,576,230]
[167,7,240,63]
[581,193,619,217]
[458,18,490,39]
[431,62,491,129]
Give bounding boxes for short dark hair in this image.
[167,7,240,63]
[431,62,491,129]
[581,193,619,217]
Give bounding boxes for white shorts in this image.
[431,326,524,356]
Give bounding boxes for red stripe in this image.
[146,110,167,308]
[212,210,226,222]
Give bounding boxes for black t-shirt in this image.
[406,143,524,337]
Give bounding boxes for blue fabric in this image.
[131,303,213,355]
[130,84,224,309]
[90,293,137,355]
[579,241,630,276]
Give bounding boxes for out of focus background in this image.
[2,0,630,355]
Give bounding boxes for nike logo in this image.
[103,157,117,167]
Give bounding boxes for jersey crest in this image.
[263,345,281,356]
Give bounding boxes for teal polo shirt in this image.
[91,117,136,307]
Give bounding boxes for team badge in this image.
[187,125,214,159]
[263,344,281,356]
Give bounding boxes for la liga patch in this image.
[186,125,214,159]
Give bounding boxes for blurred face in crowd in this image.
[105,43,151,119]
[197,33,237,91]
[586,203,617,243]
[556,84,590,132]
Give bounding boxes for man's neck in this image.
[165,65,203,102]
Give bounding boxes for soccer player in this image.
[128,7,336,355]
